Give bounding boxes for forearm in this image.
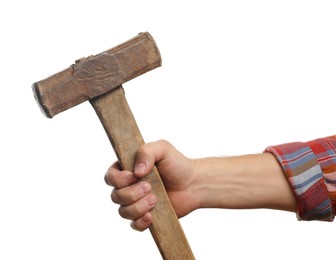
[193,153,297,212]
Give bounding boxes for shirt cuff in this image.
[265,137,335,221]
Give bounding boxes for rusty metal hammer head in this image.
[32,32,161,118]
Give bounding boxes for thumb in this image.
[133,140,172,177]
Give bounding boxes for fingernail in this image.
[134,163,146,174]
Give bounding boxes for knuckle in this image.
[157,139,172,151]
[157,139,169,146]
[133,203,144,216]
[129,186,141,201]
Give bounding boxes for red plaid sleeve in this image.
[265,135,336,221]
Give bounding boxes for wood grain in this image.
[90,87,195,260]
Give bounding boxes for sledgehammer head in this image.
[32,32,161,118]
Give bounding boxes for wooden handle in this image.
[90,87,195,260]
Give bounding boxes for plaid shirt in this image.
[265,135,336,221]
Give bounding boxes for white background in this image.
[1,1,335,259]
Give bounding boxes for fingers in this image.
[105,162,157,227]
[112,181,157,220]
[118,193,157,220]
[111,181,151,205]
[104,140,175,231]
[131,212,153,231]
[105,162,137,188]
[105,140,174,182]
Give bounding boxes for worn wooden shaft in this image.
[90,87,195,260]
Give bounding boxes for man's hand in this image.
[104,140,199,231]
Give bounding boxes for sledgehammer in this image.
[32,32,194,260]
